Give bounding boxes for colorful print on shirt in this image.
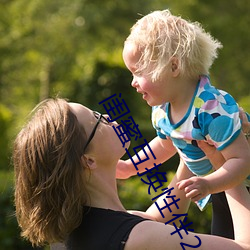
[152,75,241,176]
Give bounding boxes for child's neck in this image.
[169,77,198,124]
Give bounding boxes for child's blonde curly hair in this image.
[125,9,222,81]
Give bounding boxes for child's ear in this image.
[171,57,180,77]
[171,63,177,72]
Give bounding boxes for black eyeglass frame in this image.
[83,111,109,151]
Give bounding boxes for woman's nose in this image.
[103,114,118,125]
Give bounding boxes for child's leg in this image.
[211,192,234,239]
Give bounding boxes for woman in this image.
[13,98,250,249]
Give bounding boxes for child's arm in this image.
[178,132,250,201]
[116,136,177,179]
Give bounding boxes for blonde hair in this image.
[13,98,88,246]
[125,9,222,81]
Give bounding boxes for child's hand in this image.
[116,159,135,179]
[177,176,211,202]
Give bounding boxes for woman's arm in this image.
[125,184,250,250]
[128,159,193,224]
[145,159,192,223]
[126,112,250,249]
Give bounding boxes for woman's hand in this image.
[239,107,250,141]
[177,108,250,201]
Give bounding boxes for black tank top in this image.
[66,206,148,250]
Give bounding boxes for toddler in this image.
[119,9,250,238]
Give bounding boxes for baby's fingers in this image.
[185,189,201,201]
[176,179,194,190]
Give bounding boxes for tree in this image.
[0,1,249,248]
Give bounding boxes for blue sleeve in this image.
[156,131,168,139]
[197,90,241,151]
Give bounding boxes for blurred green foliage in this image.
[0,0,248,248]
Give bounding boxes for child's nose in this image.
[131,78,138,88]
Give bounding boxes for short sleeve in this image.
[197,89,241,150]
[151,105,170,140]
[156,130,168,139]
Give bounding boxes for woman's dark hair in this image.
[13,98,88,246]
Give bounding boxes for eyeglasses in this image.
[84,111,110,151]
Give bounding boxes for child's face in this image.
[123,43,173,106]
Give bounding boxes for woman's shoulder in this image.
[125,219,205,250]
[67,207,149,250]
[125,220,178,250]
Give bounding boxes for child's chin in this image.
[145,99,160,107]
[145,99,153,106]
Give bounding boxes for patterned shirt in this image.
[152,75,241,176]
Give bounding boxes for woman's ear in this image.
[171,57,180,77]
[82,155,97,169]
